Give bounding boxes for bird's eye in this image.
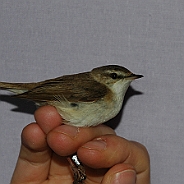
[110,73,118,79]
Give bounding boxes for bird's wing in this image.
[15,72,108,103]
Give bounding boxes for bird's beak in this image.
[125,73,143,80]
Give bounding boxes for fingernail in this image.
[82,138,107,151]
[57,125,80,139]
[112,170,136,184]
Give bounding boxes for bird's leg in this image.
[67,155,86,184]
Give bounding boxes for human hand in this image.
[11,105,150,184]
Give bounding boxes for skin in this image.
[10,105,150,184]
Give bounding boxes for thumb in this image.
[101,163,136,184]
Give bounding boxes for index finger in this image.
[34,105,63,134]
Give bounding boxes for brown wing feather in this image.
[15,72,108,103]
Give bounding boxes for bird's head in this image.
[91,65,143,95]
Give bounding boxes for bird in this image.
[0,65,143,183]
[0,65,143,127]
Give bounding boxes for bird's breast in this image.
[50,91,123,127]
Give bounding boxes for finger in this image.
[77,135,150,184]
[47,124,115,156]
[11,123,52,184]
[34,105,63,134]
[45,125,115,179]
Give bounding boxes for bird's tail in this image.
[0,81,35,94]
